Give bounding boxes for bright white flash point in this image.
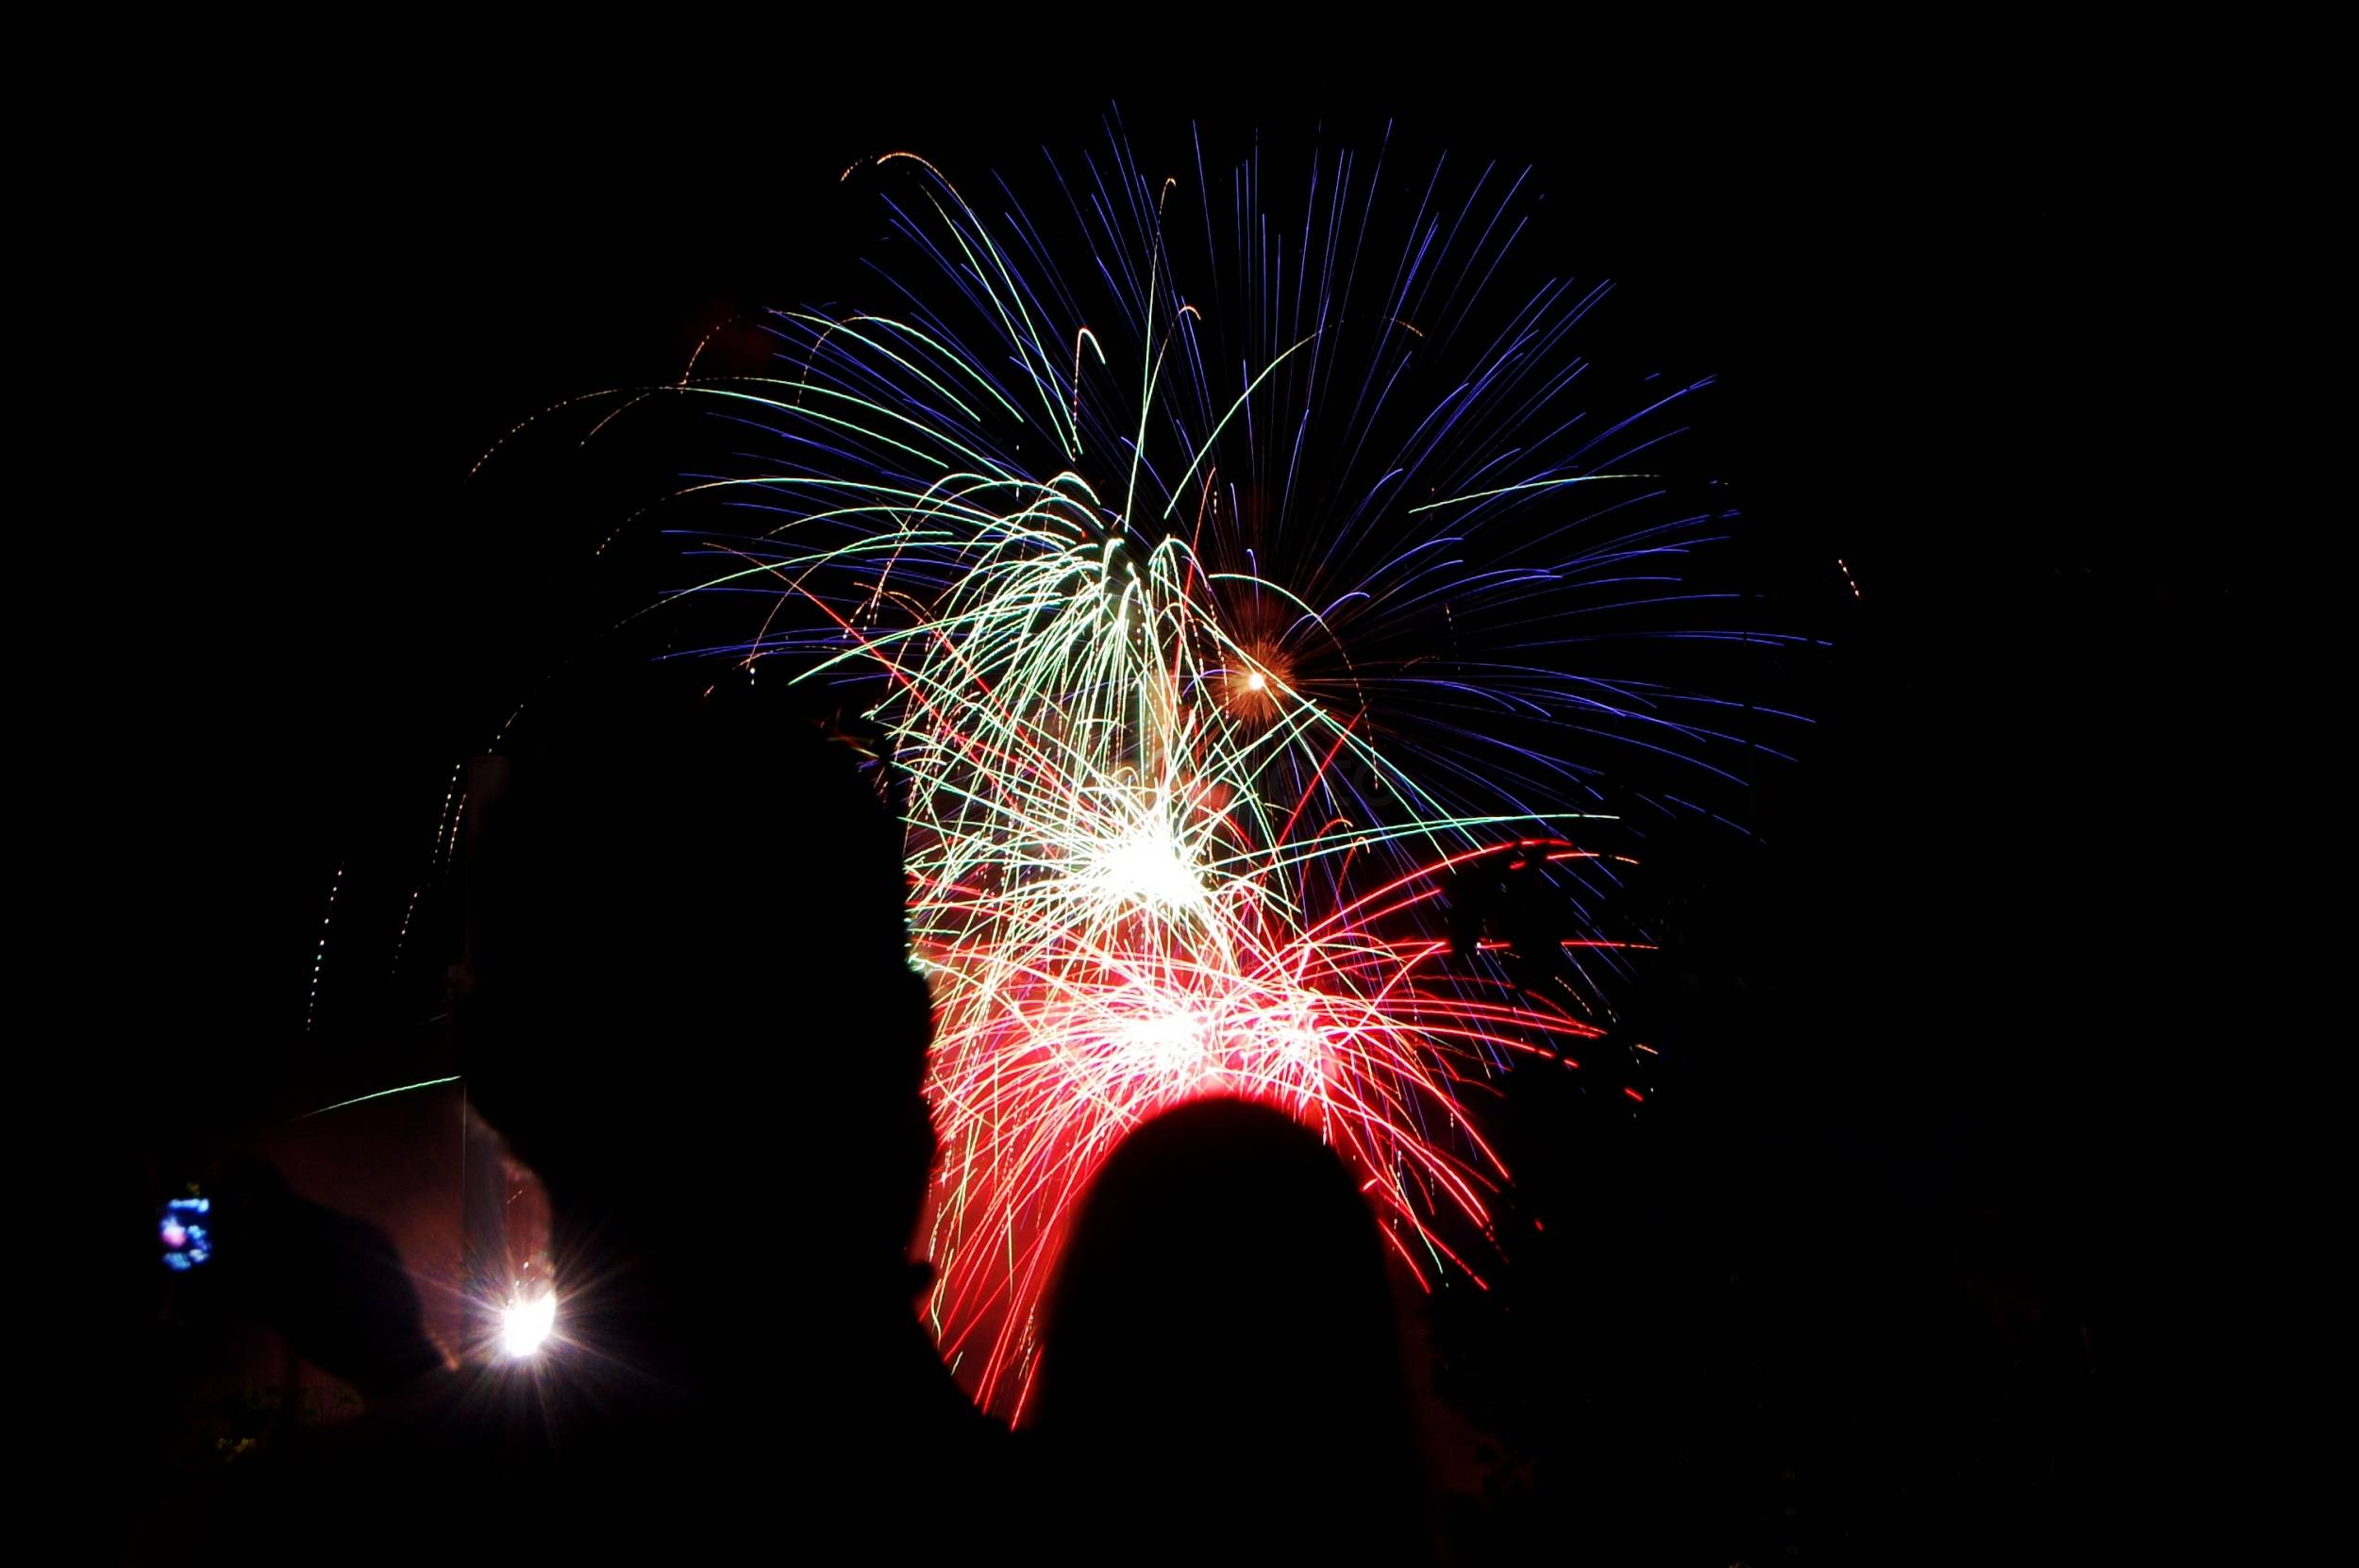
[1091,819,1206,910]
[1245,669,1266,692]
[502,1291,558,1357]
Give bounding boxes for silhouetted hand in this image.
[217,1155,447,1402]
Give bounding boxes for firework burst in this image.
[544,122,1791,1415]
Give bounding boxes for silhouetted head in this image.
[1033,1097,1431,1563]
[454,668,934,1292]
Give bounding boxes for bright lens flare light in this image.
[501,1291,557,1358]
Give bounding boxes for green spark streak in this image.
[1405,473,1653,513]
[1158,334,1320,522]
[296,1076,461,1120]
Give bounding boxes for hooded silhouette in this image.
[1030,1097,1434,1565]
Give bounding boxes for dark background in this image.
[116,77,2258,1560]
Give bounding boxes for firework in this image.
[560,125,1787,1416]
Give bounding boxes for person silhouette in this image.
[175,665,995,1560]
[1029,1097,1436,1566]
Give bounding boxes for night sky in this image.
[118,77,2254,1560]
